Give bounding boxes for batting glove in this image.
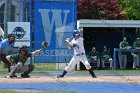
[65,38,70,42]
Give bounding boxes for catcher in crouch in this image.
[6,42,48,78]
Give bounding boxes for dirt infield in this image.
[0,75,140,84]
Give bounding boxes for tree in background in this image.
[78,0,128,20]
[119,0,140,20]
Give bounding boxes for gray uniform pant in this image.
[89,58,100,68]
[118,54,127,69]
[9,63,34,76]
[133,53,140,68]
[101,58,113,69]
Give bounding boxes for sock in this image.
[61,70,67,77]
[88,68,96,77]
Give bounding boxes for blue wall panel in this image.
[34,0,77,63]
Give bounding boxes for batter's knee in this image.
[64,64,73,71]
[85,63,91,70]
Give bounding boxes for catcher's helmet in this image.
[73,29,80,37]
[18,45,28,54]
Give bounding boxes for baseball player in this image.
[57,29,97,78]
[88,47,100,69]
[0,34,15,72]
[100,46,112,69]
[132,38,140,69]
[6,42,48,78]
[118,37,131,69]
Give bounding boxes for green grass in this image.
[0,90,74,93]
[75,69,140,75]
[1,61,140,75]
[0,62,7,74]
[0,60,57,74]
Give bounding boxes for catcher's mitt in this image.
[42,41,48,49]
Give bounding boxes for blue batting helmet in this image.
[73,29,80,37]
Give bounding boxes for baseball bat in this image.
[64,57,68,66]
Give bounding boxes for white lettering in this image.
[36,49,73,57]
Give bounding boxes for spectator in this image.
[101,46,113,69]
[118,37,131,69]
[0,34,15,72]
[132,38,140,69]
[88,47,100,69]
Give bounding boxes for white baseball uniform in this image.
[65,37,91,71]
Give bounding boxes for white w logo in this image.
[39,9,70,48]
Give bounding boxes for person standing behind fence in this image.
[0,34,15,72]
[132,38,140,69]
[118,37,131,69]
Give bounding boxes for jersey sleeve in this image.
[9,53,19,63]
[10,54,16,59]
[0,41,6,48]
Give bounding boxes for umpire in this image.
[0,34,15,72]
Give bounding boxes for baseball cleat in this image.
[57,74,64,78]
[21,73,30,78]
[7,75,13,79]
[92,75,97,78]
[13,74,17,77]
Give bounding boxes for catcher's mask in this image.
[18,45,28,55]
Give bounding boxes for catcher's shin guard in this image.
[57,70,67,78]
[21,64,34,78]
[9,63,22,76]
[7,64,11,72]
[88,68,97,78]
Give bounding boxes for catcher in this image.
[6,41,48,78]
